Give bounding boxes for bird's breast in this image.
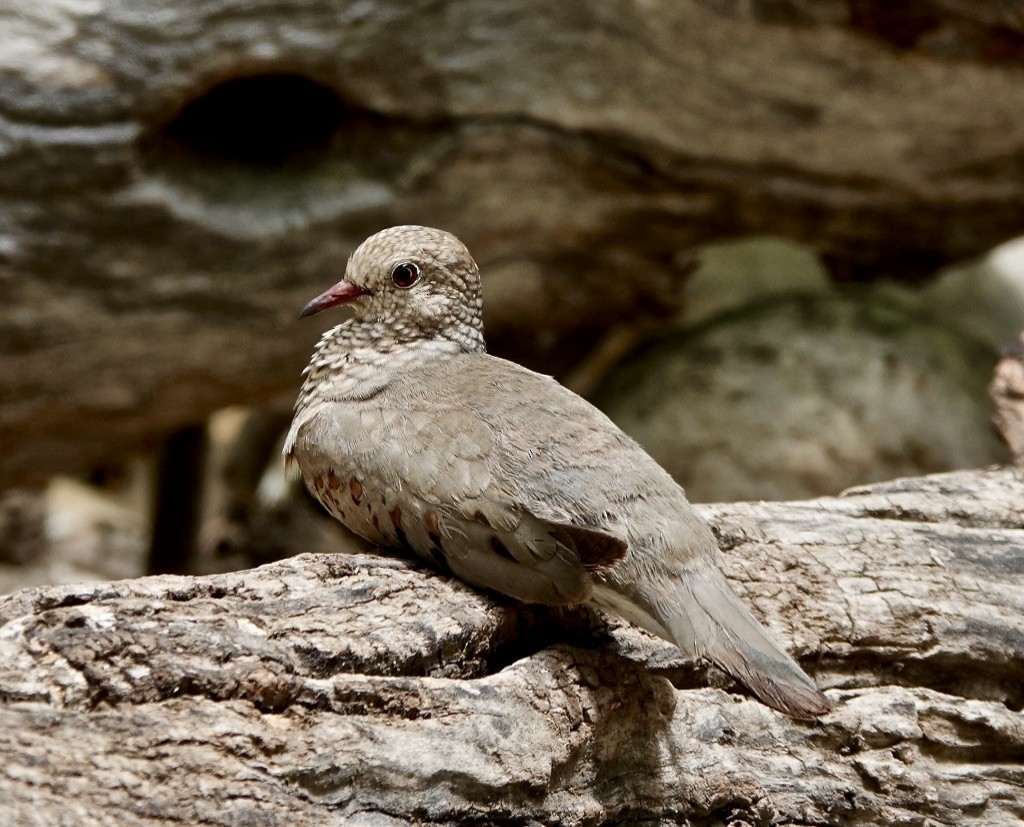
[304,465,390,546]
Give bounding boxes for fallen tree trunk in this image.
[1,467,1022,825]
[3,0,1024,483]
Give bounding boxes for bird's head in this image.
[300,225,485,351]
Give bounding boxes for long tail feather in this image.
[673,563,831,718]
[597,562,832,719]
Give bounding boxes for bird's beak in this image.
[298,280,369,319]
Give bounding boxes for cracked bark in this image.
[3,0,1024,483]
[1,468,1022,826]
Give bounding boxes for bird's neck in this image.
[295,317,486,407]
[322,314,487,355]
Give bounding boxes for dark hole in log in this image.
[161,74,348,165]
[844,1,1024,63]
[846,1,942,51]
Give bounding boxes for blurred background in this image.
[1,0,1022,593]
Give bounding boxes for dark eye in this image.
[391,262,419,289]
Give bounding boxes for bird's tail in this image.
[598,560,832,719]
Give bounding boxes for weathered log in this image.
[1,467,1022,825]
[3,1,1024,484]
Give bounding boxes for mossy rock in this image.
[593,293,1005,502]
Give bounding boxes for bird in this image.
[285,225,832,719]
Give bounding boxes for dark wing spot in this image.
[489,535,517,562]
[389,507,402,528]
[327,472,340,490]
[473,509,492,528]
[393,523,412,551]
[426,544,449,571]
[423,509,447,566]
[557,524,628,569]
[350,478,363,504]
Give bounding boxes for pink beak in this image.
[298,280,369,319]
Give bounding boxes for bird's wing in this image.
[417,354,695,544]
[436,497,626,604]
[288,396,626,606]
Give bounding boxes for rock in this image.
[991,333,1024,466]
[681,236,831,326]
[0,475,149,595]
[0,490,45,568]
[914,235,1024,352]
[593,293,1005,502]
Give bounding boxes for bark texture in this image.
[3,0,1024,483]
[1,467,1022,826]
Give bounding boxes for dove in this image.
[285,225,831,718]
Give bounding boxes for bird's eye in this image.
[391,262,419,289]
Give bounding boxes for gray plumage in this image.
[286,225,832,719]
